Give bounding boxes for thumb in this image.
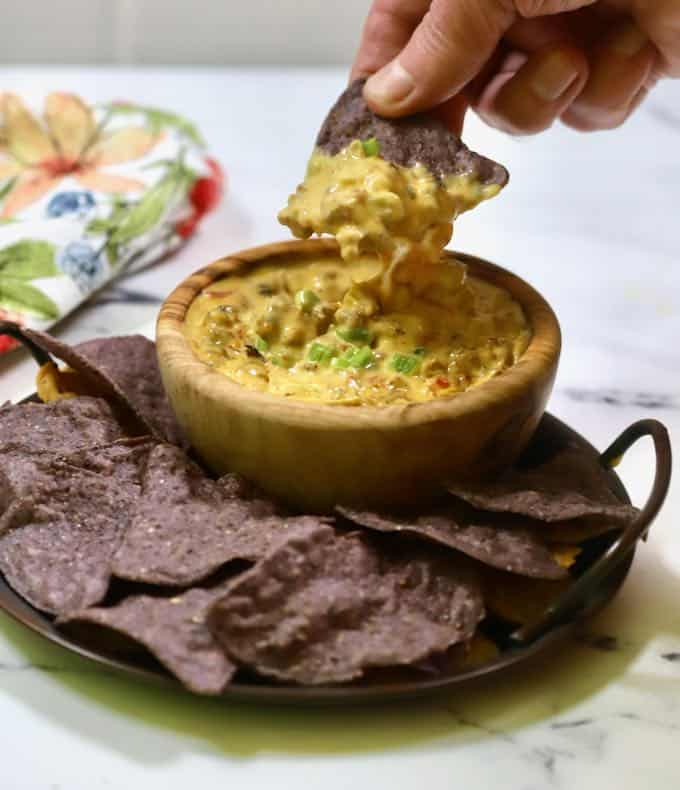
[363,0,594,116]
[364,0,515,115]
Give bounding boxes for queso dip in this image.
[278,140,501,289]
[186,132,528,406]
[183,253,530,406]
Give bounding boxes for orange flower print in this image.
[0,92,161,218]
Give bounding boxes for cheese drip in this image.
[278,140,501,305]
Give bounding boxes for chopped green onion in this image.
[361,137,380,157]
[307,342,336,365]
[333,346,375,369]
[254,334,269,354]
[295,289,320,313]
[336,325,375,345]
[351,346,375,368]
[413,346,427,356]
[332,352,351,370]
[390,353,421,375]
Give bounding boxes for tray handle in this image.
[511,419,672,646]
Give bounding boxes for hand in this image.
[351,0,679,134]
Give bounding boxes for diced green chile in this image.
[307,342,336,364]
[335,326,375,345]
[254,335,269,354]
[361,137,381,157]
[390,353,421,375]
[295,289,320,313]
[333,346,375,369]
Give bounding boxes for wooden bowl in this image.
[156,239,561,511]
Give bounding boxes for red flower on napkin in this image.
[175,157,225,238]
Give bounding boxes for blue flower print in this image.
[59,241,105,293]
[47,191,96,219]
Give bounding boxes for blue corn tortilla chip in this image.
[61,583,236,695]
[73,335,184,447]
[22,329,183,445]
[112,443,323,586]
[447,441,638,526]
[207,521,484,685]
[531,517,624,545]
[0,397,140,537]
[0,397,127,458]
[0,440,153,615]
[317,78,508,186]
[337,504,567,580]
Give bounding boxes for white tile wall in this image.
[0,0,118,63]
[0,0,371,65]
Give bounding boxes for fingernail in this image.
[530,52,580,102]
[610,22,647,57]
[364,60,415,108]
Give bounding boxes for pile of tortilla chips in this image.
[0,327,638,694]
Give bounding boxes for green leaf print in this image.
[0,278,59,319]
[109,164,191,246]
[109,177,178,245]
[0,240,59,280]
[86,218,112,235]
[105,240,120,266]
[103,103,205,146]
[0,176,17,204]
[86,199,130,236]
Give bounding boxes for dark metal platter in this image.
[0,399,671,705]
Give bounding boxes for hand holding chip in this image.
[352,0,679,134]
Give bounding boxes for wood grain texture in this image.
[156,239,561,511]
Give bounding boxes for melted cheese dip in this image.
[278,141,501,273]
[184,254,531,406]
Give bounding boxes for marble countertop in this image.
[1,66,678,790]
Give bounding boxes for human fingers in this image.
[633,0,680,78]
[562,20,657,130]
[362,0,597,116]
[362,0,514,115]
[475,44,589,134]
[433,92,469,135]
[350,0,430,82]
[466,14,587,134]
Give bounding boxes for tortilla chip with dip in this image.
[279,78,508,271]
[316,77,507,185]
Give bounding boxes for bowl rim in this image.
[156,238,561,431]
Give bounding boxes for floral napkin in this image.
[0,92,223,353]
